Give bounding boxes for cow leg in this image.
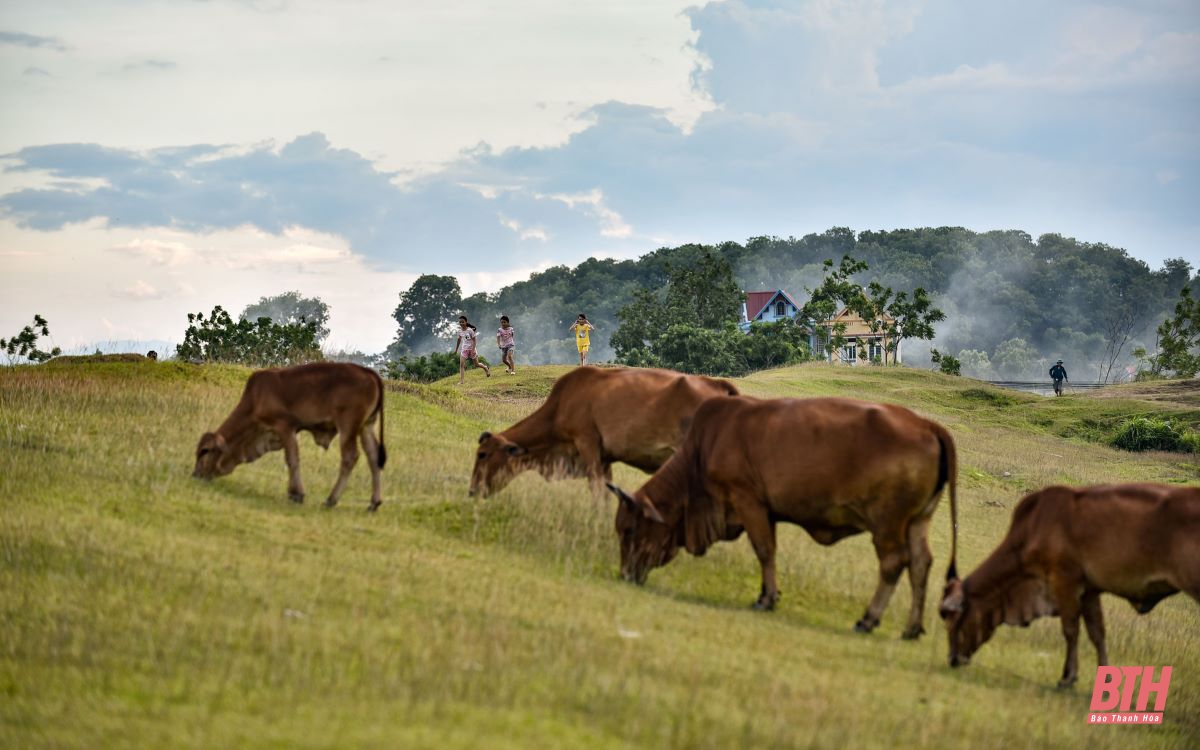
[575,437,606,498]
[1081,590,1107,668]
[360,426,383,512]
[741,507,780,611]
[280,428,304,503]
[324,430,359,509]
[901,517,933,640]
[856,531,908,633]
[1053,577,1083,689]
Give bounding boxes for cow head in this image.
[939,571,1056,668]
[607,482,679,585]
[469,431,528,497]
[938,575,979,667]
[192,431,234,479]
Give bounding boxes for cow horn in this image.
[478,431,492,444]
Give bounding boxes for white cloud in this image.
[541,189,633,239]
[498,214,549,242]
[114,280,162,300]
[107,238,193,266]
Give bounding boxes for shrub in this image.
[1110,417,1200,453]
[2,314,62,364]
[176,306,322,367]
[385,351,490,382]
[930,348,961,376]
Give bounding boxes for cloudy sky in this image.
[1,0,1197,353]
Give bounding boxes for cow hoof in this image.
[1056,678,1077,691]
[289,492,305,504]
[323,498,338,509]
[901,625,925,640]
[751,593,779,611]
[367,501,381,513]
[854,617,878,634]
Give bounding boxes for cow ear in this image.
[506,443,526,456]
[939,581,964,616]
[606,483,664,524]
[478,431,492,444]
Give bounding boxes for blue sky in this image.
[1,0,1197,351]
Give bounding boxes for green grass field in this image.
[2,361,1197,749]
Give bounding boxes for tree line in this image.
[9,226,1195,382]
[390,227,1196,381]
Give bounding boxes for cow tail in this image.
[935,424,958,581]
[374,370,388,469]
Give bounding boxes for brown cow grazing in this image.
[469,366,738,498]
[939,483,1200,688]
[193,362,388,511]
[606,395,958,639]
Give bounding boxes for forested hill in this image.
[452,227,1196,379]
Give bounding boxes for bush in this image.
[177,306,322,367]
[384,351,490,382]
[1110,417,1200,453]
[930,348,961,376]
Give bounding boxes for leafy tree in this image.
[862,282,946,365]
[1,314,62,364]
[991,337,1039,379]
[929,349,961,376]
[740,320,812,371]
[177,306,321,367]
[796,255,870,357]
[612,251,742,365]
[241,291,331,343]
[1144,286,1200,378]
[389,275,463,358]
[955,349,994,379]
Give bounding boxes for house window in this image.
[775,300,786,317]
[869,341,883,362]
[843,339,857,363]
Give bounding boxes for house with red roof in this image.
[739,289,901,365]
[739,289,803,329]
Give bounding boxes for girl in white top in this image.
[496,315,517,374]
[454,315,491,384]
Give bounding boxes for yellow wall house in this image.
[818,307,901,365]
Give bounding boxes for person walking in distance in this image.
[454,315,491,384]
[496,315,517,375]
[1049,359,1068,396]
[570,313,595,366]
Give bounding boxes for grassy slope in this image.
[1,361,1196,749]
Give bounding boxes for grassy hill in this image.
[1,361,1197,749]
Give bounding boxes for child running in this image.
[496,315,517,374]
[569,313,595,366]
[454,315,491,384]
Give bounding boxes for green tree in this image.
[862,282,946,365]
[1,314,62,364]
[389,274,463,358]
[930,348,961,376]
[1147,286,1200,378]
[992,337,1039,379]
[612,251,742,367]
[956,349,994,379]
[177,306,321,366]
[241,291,331,343]
[796,255,870,357]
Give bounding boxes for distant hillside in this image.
[456,227,1197,379]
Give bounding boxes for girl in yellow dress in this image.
[569,313,595,366]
